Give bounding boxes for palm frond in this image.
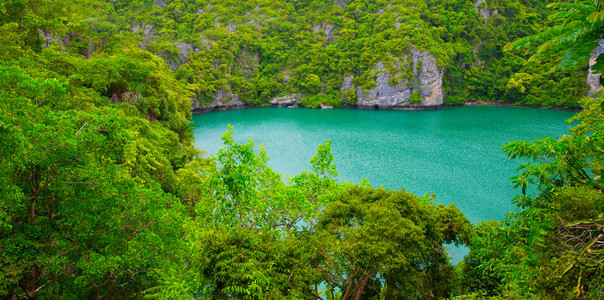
[559,41,598,68]
[592,54,604,73]
[508,0,604,70]
[548,2,594,15]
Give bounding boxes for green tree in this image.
[505,0,604,72]
[462,97,604,298]
[301,74,322,95]
[0,94,190,298]
[409,91,423,105]
[307,185,472,299]
[505,72,532,95]
[185,126,342,231]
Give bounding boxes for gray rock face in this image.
[227,23,237,33]
[176,42,196,63]
[201,38,213,49]
[313,23,335,43]
[39,29,61,48]
[335,0,347,9]
[38,29,73,49]
[192,91,300,112]
[320,104,334,109]
[131,24,200,70]
[154,0,166,9]
[132,24,154,50]
[240,53,260,79]
[354,62,413,108]
[39,29,54,46]
[475,0,497,20]
[161,42,199,71]
[38,30,96,57]
[192,89,245,112]
[587,39,604,97]
[472,40,485,67]
[412,48,444,106]
[280,70,292,82]
[341,76,354,92]
[269,94,301,106]
[247,19,259,27]
[347,48,443,108]
[132,24,154,38]
[88,38,95,57]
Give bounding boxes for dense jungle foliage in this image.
[121,0,592,108]
[39,0,591,108]
[0,0,602,299]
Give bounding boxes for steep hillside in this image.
[86,0,589,110]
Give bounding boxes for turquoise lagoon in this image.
[192,106,575,224]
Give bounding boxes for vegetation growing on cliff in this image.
[85,0,590,108]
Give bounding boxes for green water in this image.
[192,106,575,224]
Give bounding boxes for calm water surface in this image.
[192,106,575,224]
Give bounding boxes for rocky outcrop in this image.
[158,42,200,71]
[192,92,301,112]
[320,104,334,109]
[472,40,485,68]
[154,0,166,9]
[394,17,402,29]
[227,23,238,33]
[176,42,198,63]
[39,29,66,48]
[474,0,497,20]
[131,23,201,70]
[313,24,335,43]
[191,50,263,112]
[38,30,95,57]
[132,24,154,38]
[270,94,301,106]
[201,39,212,49]
[344,48,443,109]
[341,76,354,93]
[412,49,444,106]
[132,24,154,50]
[192,89,245,112]
[587,39,604,97]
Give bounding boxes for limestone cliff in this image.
[269,94,301,107]
[39,30,95,57]
[343,48,444,109]
[192,91,301,112]
[131,23,201,71]
[192,88,245,112]
[189,51,300,112]
[587,39,604,97]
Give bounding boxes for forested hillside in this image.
[0,0,603,299]
[90,0,589,109]
[22,0,590,110]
